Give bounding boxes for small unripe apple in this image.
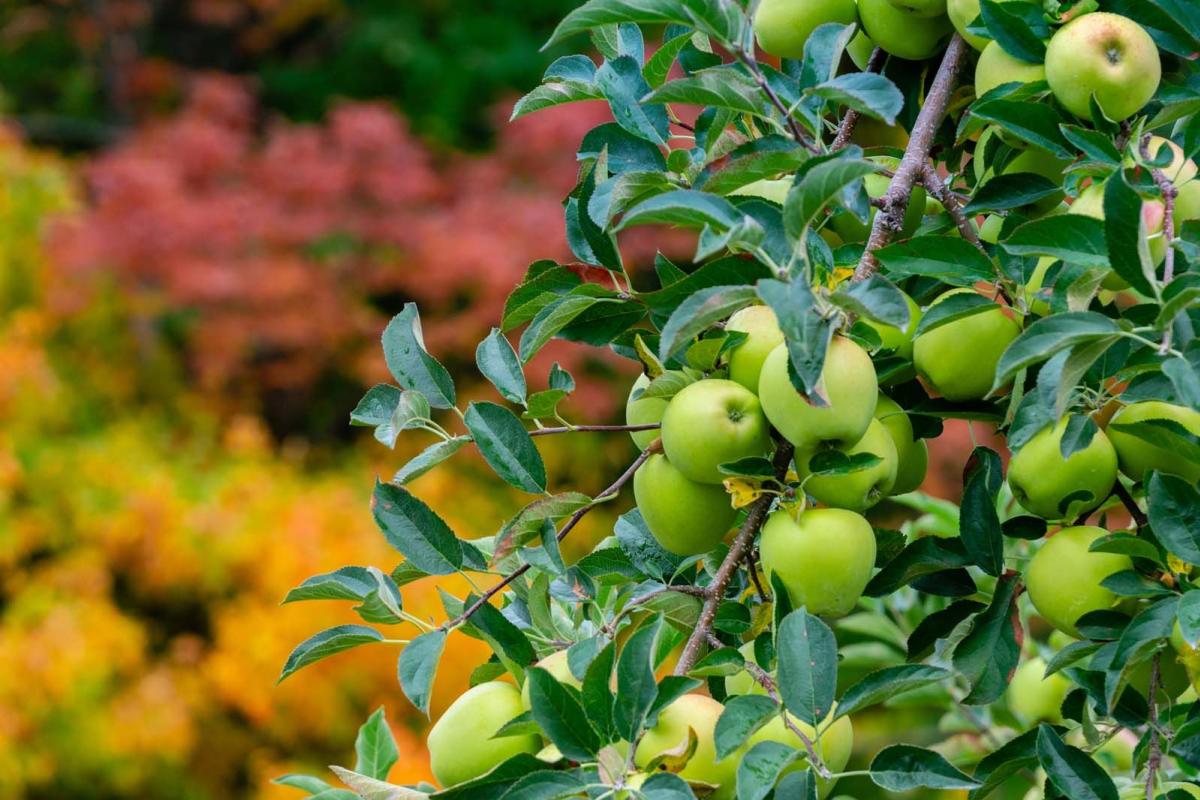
[797,419,898,511]
[858,0,953,61]
[847,30,878,71]
[1025,526,1132,638]
[634,454,737,556]
[753,0,859,59]
[861,290,921,360]
[747,705,854,798]
[758,336,879,451]
[661,379,771,484]
[975,40,1045,97]
[1044,12,1161,121]
[1107,401,1200,483]
[912,289,1022,401]
[759,508,877,617]
[875,393,927,494]
[627,374,667,450]
[428,681,541,787]
[1007,657,1070,723]
[725,305,785,394]
[634,694,738,799]
[830,157,925,243]
[521,650,580,709]
[1007,417,1118,520]
[724,641,769,697]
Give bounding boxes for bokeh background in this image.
[0,2,985,798]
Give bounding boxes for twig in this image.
[602,584,709,636]
[733,48,820,153]
[1113,481,1149,530]
[1145,652,1163,800]
[921,164,985,252]
[854,34,970,280]
[440,439,662,634]
[673,442,794,675]
[1140,134,1180,353]
[529,423,660,436]
[831,47,887,151]
[747,550,770,602]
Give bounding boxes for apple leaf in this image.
[775,609,837,726]
[869,745,980,791]
[1036,725,1118,800]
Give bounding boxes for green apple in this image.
[851,115,910,149]
[731,178,791,206]
[724,641,769,697]
[797,419,898,511]
[973,127,1071,214]
[627,374,667,450]
[521,650,580,709]
[759,508,877,617]
[1044,12,1161,121]
[1107,401,1200,483]
[1007,417,1118,520]
[754,0,859,59]
[875,393,927,494]
[975,40,1045,97]
[1062,183,1167,290]
[861,290,921,360]
[1007,657,1070,723]
[428,681,541,787]
[1171,620,1200,693]
[859,0,953,60]
[847,30,878,71]
[759,336,879,451]
[726,305,785,394]
[634,694,737,799]
[660,379,771,484]
[634,454,737,556]
[1025,526,1133,638]
[978,214,1004,244]
[885,0,946,18]
[830,156,926,243]
[912,289,1022,401]
[747,706,854,798]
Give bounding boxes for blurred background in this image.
[0,2,984,798]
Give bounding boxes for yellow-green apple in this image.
[634,694,738,799]
[1107,401,1200,483]
[797,419,898,511]
[661,379,771,484]
[975,40,1045,97]
[847,30,878,70]
[886,0,946,18]
[731,179,791,206]
[747,706,854,798]
[725,305,785,394]
[724,641,769,697]
[861,291,922,360]
[428,681,541,787]
[634,454,737,555]
[1007,657,1070,723]
[829,156,925,243]
[1044,12,1161,121]
[875,393,927,494]
[521,650,581,709]
[1025,526,1132,637]
[851,114,909,149]
[627,374,667,450]
[1171,620,1200,693]
[754,0,859,59]
[1007,417,1118,520]
[859,0,953,60]
[759,336,879,451]
[912,289,1022,401]
[759,508,877,617]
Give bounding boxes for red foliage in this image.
[50,75,687,418]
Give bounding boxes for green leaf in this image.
[952,573,1020,705]
[714,695,779,760]
[1107,418,1200,469]
[914,293,999,338]
[351,384,403,427]
[511,78,601,121]
[870,745,980,791]
[589,171,675,227]
[616,510,684,581]
[527,667,601,761]
[993,312,1121,392]
[1103,174,1156,296]
[1148,471,1200,564]
[372,482,463,575]
[398,630,446,716]
[783,155,880,237]
[970,98,1072,157]
[695,136,810,196]
[381,304,456,409]
[519,294,603,363]
[907,600,984,659]
[325,768,409,800]
[867,537,971,596]
[523,389,570,420]
[497,493,592,563]
[1035,724,1118,800]
[476,329,527,405]
[393,437,470,485]
[431,754,545,800]
[804,450,882,476]
[757,278,833,398]
[617,188,745,233]
[1059,124,1120,165]
[979,0,1048,62]
[464,402,547,493]
[464,592,536,672]
[960,447,1003,576]
[688,646,744,677]
[737,741,799,800]
[963,173,1061,214]
[968,726,1042,800]
[836,665,953,720]
[811,72,903,125]
[640,772,699,800]
[645,64,769,117]
[284,567,376,604]
[614,616,663,741]
[279,625,383,683]
[657,285,758,362]
[875,236,997,286]
[643,31,693,88]
[502,262,583,331]
[1001,215,1108,266]
[776,609,837,726]
[1179,591,1200,647]
[545,0,740,49]
[596,55,670,145]
[830,274,910,328]
[354,707,399,781]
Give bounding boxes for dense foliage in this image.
[277,0,1200,799]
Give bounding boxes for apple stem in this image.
[854,33,971,282]
[830,46,887,151]
[1112,480,1149,529]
